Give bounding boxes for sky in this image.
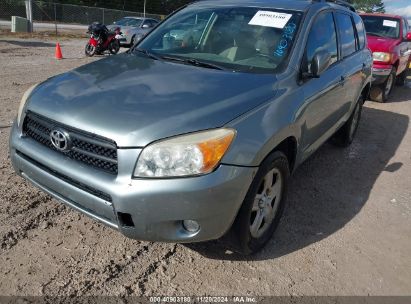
[384,0,411,20]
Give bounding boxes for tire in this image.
[396,69,408,86]
[230,151,290,255]
[369,68,396,103]
[109,40,120,55]
[84,43,96,57]
[332,96,363,147]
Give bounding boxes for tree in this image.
[351,0,385,13]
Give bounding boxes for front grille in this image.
[17,151,112,202]
[23,112,118,174]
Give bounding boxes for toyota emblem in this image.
[50,129,71,152]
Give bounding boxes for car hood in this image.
[367,35,399,53]
[27,53,278,147]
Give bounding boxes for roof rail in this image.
[312,0,356,12]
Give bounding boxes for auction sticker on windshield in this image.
[249,11,293,28]
[383,20,397,28]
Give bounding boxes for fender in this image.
[89,38,98,47]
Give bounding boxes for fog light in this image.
[182,220,200,233]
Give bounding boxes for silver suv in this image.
[10,0,372,254]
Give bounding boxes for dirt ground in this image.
[0,37,410,297]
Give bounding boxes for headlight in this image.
[134,128,236,178]
[17,83,39,127]
[373,52,391,63]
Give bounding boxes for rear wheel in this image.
[109,40,120,55]
[84,43,96,57]
[230,151,289,255]
[332,96,363,147]
[370,68,396,103]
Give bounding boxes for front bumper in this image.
[9,122,256,243]
[372,65,392,85]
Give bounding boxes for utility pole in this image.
[25,0,33,32]
[144,0,146,18]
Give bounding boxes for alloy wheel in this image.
[250,167,283,238]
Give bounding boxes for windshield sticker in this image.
[274,22,297,57]
[383,20,397,28]
[249,11,293,28]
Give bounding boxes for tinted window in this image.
[116,18,142,27]
[353,14,366,49]
[336,13,356,58]
[305,12,338,69]
[361,15,400,39]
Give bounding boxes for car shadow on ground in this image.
[186,106,409,261]
[0,40,56,48]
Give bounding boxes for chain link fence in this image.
[0,0,163,29]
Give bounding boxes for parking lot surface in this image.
[0,38,410,296]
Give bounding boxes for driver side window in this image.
[304,11,338,74]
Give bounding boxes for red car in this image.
[360,13,411,102]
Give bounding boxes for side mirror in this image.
[406,32,411,41]
[310,50,332,78]
[142,24,150,29]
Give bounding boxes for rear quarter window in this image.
[353,14,366,50]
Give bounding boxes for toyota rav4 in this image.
[10,0,372,254]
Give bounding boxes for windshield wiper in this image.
[161,55,224,70]
[132,48,161,60]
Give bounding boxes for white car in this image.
[107,17,159,46]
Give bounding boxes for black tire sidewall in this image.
[348,100,362,143]
[109,40,120,54]
[233,151,290,255]
[85,43,95,57]
[382,68,396,101]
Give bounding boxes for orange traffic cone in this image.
[55,42,63,60]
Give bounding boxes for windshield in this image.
[115,18,142,27]
[137,7,302,73]
[361,16,400,39]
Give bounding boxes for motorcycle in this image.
[85,22,121,57]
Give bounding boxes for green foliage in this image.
[351,0,385,13]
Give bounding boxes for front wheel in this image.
[84,43,96,57]
[396,69,408,86]
[370,68,396,103]
[230,151,289,255]
[109,40,120,55]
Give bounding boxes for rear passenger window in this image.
[335,13,356,58]
[305,12,338,67]
[353,14,366,50]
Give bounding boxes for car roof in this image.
[190,0,312,11]
[123,16,144,20]
[190,0,355,13]
[359,13,403,20]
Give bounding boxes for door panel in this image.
[300,11,345,156]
